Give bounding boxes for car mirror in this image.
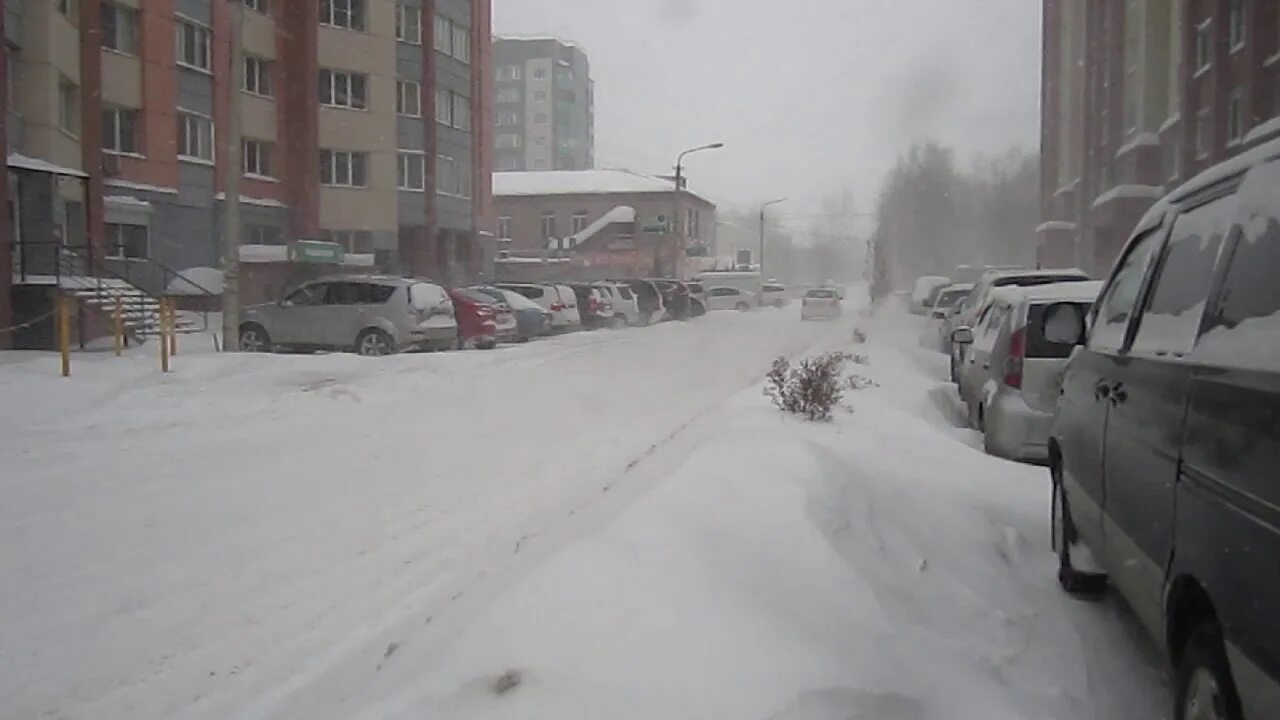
[951,327,975,345]
[279,298,292,308]
[1043,302,1086,345]
[932,310,946,319]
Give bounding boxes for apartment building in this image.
[1039,0,1280,275]
[492,36,593,172]
[1,0,494,338]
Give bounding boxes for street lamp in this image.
[667,142,724,276]
[759,197,787,281]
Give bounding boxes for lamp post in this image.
[668,142,723,276]
[759,197,787,282]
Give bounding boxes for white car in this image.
[594,282,643,326]
[703,286,757,312]
[762,282,789,307]
[497,283,582,332]
[801,288,842,320]
[910,275,952,315]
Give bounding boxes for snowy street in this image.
[2,298,1171,719]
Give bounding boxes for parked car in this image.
[496,283,582,333]
[801,287,842,320]
[239,275,457,356]
[683,281,708,316]
[619,279,667,324]
[594,282,643,326]
[648,279,692,320]
[473,286,551,341]
[910,275,952,315]
[950,268,1092,382]
[704,286,756,311]
[567,283,617,328]
[950,280,1102,461]
[1048,141,1280,720]
[762,282,789,307]
[448,287,518,349]
[929,282,974,351]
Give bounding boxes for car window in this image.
[513,285,544,300]
[459,288,499,304]
[323,282,366,305]
[1197,161,1280,371]
[1088,228,1163,352]
[1027,302,1089,358]
[1130,193,1235,356]
[617,286,634,300]
[367,284,396,304]
[686,283,703,294]
[285,283,327,306]
[409,282,449,310]
[806,289,835,299]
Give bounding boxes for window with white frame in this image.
[451,24,470,63]
[176,19,212,71]
[1227,87,1246,143]
[319,149,367,187]
[540,213,556,239]
[105,222,148,259]
[244,55,272,96]
[434,14,450,50]
[58,77,79,134]
[1195,19,1212,74]
[435,87,451,124]
[323,229,373,253]
[534,112,547,124]
[1196,106,1212,158]
[245,224,283,244]
[101,3,138,55]
[102,106,139,154]
[496,111,519,127]
[433,15,469,62]
[497,87,520,103]
[397,151,425,190]
[1229,0,1246,52]
[177,112,213,161]
[571,212,588,235]
[497,216,512,239]
[436,155,461,195]
[319,69,367,109]
[245,0,268,13]
[496,65,522,81]
[496,133,521,149]
[243,139,273,177]
[451,93,470,130]
[397,80,421,116]
[320,0,364,30]
[396,4,422,44]
[533,67,546,79]
[533,90,547,102]
[57,0,77,20]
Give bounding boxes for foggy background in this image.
[492,0,1043,233]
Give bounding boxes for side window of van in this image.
[1196,161,1280,371]
[1130,193,1235,356]
[1088,228,1162,352]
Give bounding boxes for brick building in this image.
[1039,0,1280,275]
[493,169,716,280]
[1,0,495,346]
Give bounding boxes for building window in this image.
[320,0,364,30]
[496,111,519,127]
[540,213,556,239]
[1196,106,1212,158]
[177,112,213,161]
[571,212,588,235]
[533,90,547,102]
[57,77,79,135]
[397,80,421,116]
[496,155,521,171]
[245,0,268,13]
[57,0,78,20]
[533,67,546,79]
[244,55,272,96]
[451,25,470,63]
[497,65,522,81]
[435,87,451,124]
[105,222,148,260]
[102,106,139,154]
[101,3,138,55]
[534,112,547,124]
[433,14,450,50]
[496,133,522,149]
[243,139,273,177]
[319,69,368,110]
[397,151,425,190]
[1195,19,1213,74]
[396,4,421,44]
[1228,87,1246,144]
[452,93,471,130]
[498,216,512,239]
[497,87,520,103]
[323,230,373,253]
[319,149,368,187]
[436,155,462,196]
[245,224,283,244]
[1229,0,1246,52]
[432,15,470,63]
[176,19,212,71]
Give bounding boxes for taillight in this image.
[475,305,494,317]
[588,297,602,313]
[1004,327,1025,388]
[550,301,566,312]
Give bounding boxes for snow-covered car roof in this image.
[985,267,1089,282]
[988,280,1104,305]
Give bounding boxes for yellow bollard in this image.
[159,299,170,373]
[166,298,178,357]
[114,297,124,357]
[58,295,71,378]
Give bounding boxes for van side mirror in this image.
[1043,302,1086,345]
[951,327,975,345]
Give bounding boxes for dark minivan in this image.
[1047,139,1280,720]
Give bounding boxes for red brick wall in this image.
[281,0,320,238]
[0,1,10,348]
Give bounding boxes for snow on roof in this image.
[239,244,289,263]
[1168,135,1280,203]
[215,192,287,208]
[1035,220,1077,233]
[991,280,1103,304]
[494,34,582,49]
[494,169,712,204]
[104,195,153,210]
[1115,132,1160,158]
[8,153,87,178]
[495,256,573,264]
[570,205,635,244]
[1159,113,1181,134]
[1090,184,1165,209]
[105,178,179,195]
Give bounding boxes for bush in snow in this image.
[852,328,868,344]
[765,352,852,421]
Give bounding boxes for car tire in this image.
[239,324,272,353]
[1176,621,1244,720]
[356,328,395,357]
[478,340,497,350]
[611,316,627,329]
[1051,460,1108,597]
[736,302,750,311]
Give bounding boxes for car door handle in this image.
[1108,382,1128,406]
[1094,381,1111,401]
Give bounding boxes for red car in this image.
[448,287,518,349]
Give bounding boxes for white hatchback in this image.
[497,283,582,332]
[801,288,842,320]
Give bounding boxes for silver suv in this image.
[239,275,458,356]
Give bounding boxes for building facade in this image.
[1,0,495,337]
[1039,0,1280,275]
[492,36,592,172]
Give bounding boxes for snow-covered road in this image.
[1,299,1171,719]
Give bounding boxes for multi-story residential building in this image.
[1,0,494,345]
[1039,0,1280,275]
[492,36,593,172]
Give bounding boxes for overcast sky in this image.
[492,0,1042,232]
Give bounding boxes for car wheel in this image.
[479,339,497,350]
[1176,621,1244,720]
[356,328,395,357]
[239,324,272,353]
[1051,460,1108,597]
[735,302,750,311]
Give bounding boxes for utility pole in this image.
[222,0,246,351]
[759,197,787,284]
[669,142,724,277]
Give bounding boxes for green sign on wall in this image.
[290,240,345,264]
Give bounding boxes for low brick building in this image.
[493,169,716,279]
